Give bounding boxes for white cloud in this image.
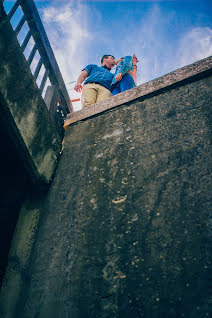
[40,2,93,110]
[120,6,212,86]
[176,27,212,68]
[38,2,212,111]
[119,5,174,84]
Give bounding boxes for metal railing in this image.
[2,0,73,124]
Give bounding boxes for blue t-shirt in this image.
[83,64,114,90]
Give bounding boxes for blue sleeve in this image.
[111,56,133,86]
[115,56,133,75]
[82,64,95,76]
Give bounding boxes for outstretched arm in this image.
[74,70,88,92]
[114,58,123,65]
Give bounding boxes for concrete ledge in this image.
[64,55,212,128]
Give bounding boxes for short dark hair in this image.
[100,55,115,64]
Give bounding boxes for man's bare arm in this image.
[114,58,123,65]
[74,70,88,92]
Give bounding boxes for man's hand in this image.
[74,70,88,93]
[74,83,83,93]
[115,73,122,82]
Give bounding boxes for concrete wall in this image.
[0,7,61,185]
[0,112,29,287]
[0,9,62,315]
[1,59,211,318]
[0,191,45,318]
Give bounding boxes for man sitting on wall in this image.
[74,55,115,108]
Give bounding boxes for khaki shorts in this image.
[82,83,112,108]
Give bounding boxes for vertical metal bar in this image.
[21,30,31,51]
[34,57,42,80]
[40,69,49,93]
[15,15,25,35]
[7,0,21,20]
[27,43,38,65]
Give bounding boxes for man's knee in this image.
[82,97,93,108]
[82,84,97,107]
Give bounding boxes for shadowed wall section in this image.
[0,112,29,288]
[0,7,62,316]
[8,67,212,318]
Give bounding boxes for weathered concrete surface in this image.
[0,8,61,184]
[0,190,45,318]
[64,55,212,127]
[8,70,212,317]
[0,111,29,288]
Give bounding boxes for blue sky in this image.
[4,0,212,110]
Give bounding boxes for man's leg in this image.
[81,83,98,107]
[119,74,135,92]
[111,83,121,96]
[96,85,112,103]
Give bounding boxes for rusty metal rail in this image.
[3,0,73,115]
